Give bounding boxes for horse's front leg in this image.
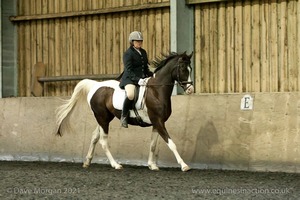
[148,128,160,171]
[154,123,190,172]
[167,138,190,171]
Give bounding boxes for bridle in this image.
[174,61,193,91]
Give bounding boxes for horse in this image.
[55,51,194,171]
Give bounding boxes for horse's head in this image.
[173,51,194,95]
[153,51,194,94]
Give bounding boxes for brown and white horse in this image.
[55,52,194,171]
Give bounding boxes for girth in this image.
[131,86,149,127]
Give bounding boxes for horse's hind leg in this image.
[148,128,160,171]
[83,126,100,168]
[99,126,122,169]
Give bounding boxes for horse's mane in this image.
[152,52,180,73]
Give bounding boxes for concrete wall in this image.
[0,94,300,173]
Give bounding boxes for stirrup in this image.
[120,116,128,128]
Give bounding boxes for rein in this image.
[146,82,190,87]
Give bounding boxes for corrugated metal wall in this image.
[16,0,170,96]
[194,0,300,93]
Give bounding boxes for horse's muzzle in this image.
[185,84,194,95]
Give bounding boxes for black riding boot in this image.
[121,97,133,128]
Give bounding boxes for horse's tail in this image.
[55,79,97,136]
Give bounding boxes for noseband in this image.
[175,62,193,91]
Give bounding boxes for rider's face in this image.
[133,40,143,49]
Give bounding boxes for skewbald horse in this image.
[55,52,194,171]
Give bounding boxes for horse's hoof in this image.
[148,164,160,171]
[82,163,90,168]
[114,164,123,170]
[182,165,191,172]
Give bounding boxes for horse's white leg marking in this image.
[99,127,122,170]
[83,126,100,168]
[167,138,190,171]
[148,130,159,171]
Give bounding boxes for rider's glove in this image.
[138,79,147,86]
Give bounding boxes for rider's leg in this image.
[121,84,135,128]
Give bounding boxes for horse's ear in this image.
[187,51,194,59]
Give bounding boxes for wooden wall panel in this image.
[15,0,170,96]
[194,0,300,93]
[16,0,300,95]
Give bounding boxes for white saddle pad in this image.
[112,78,150,110]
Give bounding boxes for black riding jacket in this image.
[119,46,152,89]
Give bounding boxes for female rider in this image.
[119,31,153,128]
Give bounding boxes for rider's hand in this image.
[138,79,146,86]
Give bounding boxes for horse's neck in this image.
[151,68,175,98]
[154,64,175,84]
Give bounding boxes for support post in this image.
[170,0,194,95]
[1,0,18,97]
[0,0,2,98]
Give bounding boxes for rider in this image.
[119,31,153,128]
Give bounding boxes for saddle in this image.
[113,78,151,126]
[112,78,150,111]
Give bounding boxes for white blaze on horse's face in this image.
[185,67,194,95]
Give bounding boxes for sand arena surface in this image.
[0,161,299,199]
